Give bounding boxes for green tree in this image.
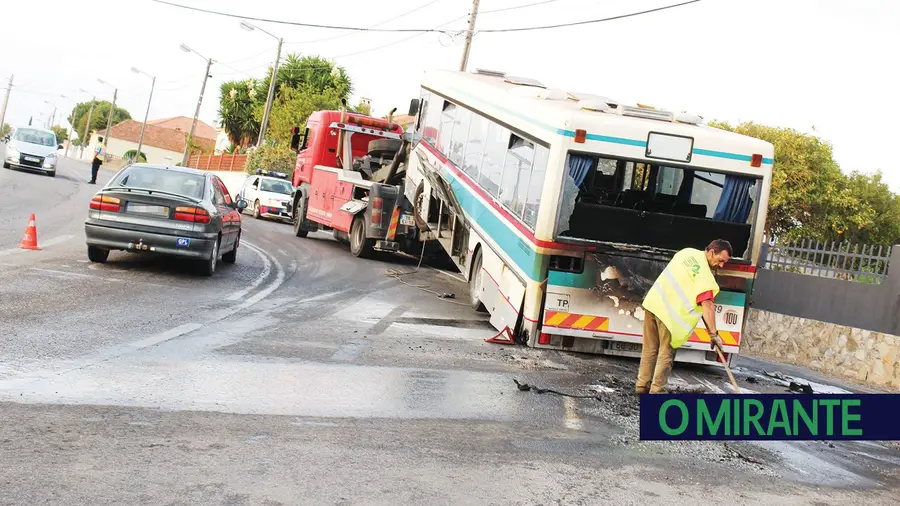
[245,143,296,177]
[218,80,259,148]
[838,171,900,245]
[70,101,131,145]
[50,125,68,144]
[266,87,343,145]
[708,121,873,241]
[1,122,11,138]
[123,149,147,162]
[352,102,372,116]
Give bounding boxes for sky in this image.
[1,0,898,188]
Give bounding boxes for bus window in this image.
[557,153,761,258]
[479,122,509,198]
[523,145,549,228]
[422,93,442,146]
[450,107,472,167]
[437,102,456,157]
[501,134,534,217]
[464,114,488,180]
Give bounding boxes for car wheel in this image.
[2,162,9,169]
[349,216,373,258]
[293,197,308,238]
[87,246,110,263]
[253,200,261,219]
[222,233,238,264]
[201,237,220,276]
[469,249,487,312]
[46,171,56,177]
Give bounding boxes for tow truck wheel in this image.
[469,249,487,312]
[349,216,374,258]
[293,197,308,238]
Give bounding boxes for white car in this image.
[3,127,62,177]
[238,174,294,221]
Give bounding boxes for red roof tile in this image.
[148,116,217,140]
[98,120,215,153]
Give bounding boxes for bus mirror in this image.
[408,99,420,116]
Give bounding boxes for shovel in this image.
[701,316,741,393]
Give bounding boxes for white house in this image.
[88,119,215,164]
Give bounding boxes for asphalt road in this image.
[0,150,897,505]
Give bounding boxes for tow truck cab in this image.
[288,108,420,256]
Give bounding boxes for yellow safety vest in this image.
[642,248,720,349]
[96,145,105,161]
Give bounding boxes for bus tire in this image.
[413,182,429,231]
[469,249,487,312]
[349,216,374,258]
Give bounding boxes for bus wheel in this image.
[469,250,487,312]
[349,216,374,258]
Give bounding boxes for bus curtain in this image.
[567,155,593,188]
[713,176,753,223]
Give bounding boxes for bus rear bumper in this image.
[533,333,738,367]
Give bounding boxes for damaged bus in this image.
[406,69,773,366]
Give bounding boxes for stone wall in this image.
[744,309,900,390]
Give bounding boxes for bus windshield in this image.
[557,153,760,258]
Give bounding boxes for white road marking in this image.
[0,234,75,257]
[226,242,271,301]
[128,323,204,351]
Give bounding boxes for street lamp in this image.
[131,66,156,164]
[97,78,118,150]
[179,43,214,166]
[239,20,283,147]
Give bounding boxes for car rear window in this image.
[113,166,206,199]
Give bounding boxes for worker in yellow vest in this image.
[89,137,105,184]
[636,239,732,394]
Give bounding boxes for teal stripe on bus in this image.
[440,166,544,281]
[443,85,773,166]
[715,291,745,307]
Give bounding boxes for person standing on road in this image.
[89,137,105,185]
[635,239,732,394]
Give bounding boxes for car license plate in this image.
[24,156,40,162]
[127,203,169,216]
[399,214,415,226]
[611,341,641,353]
[176,238,190,248]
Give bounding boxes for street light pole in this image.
[132,67,156,163]
[0,75,12,133]
[239,21,282,147]
[180,44,214,166]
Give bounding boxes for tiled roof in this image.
[148,116,217,140]
[98,120,215,153]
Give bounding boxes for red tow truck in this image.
[286,102,421,257]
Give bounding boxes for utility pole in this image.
[82,99,95,149]
[183,57,213,166]
[459,0,480,72]
[132,67,156,164]
[64,105,76,158]
[0,75,12,132]
[257,37,283,147]
[104,88,117,145]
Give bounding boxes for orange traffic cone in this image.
[18,214,40,250]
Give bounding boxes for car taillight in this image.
[371,197,383,226]
[90,195,120,212]
[174,206,211,223]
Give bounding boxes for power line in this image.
[152,0,452,33]
[477,0,702,33]
[152,0,701,34]
[287,0,443,45]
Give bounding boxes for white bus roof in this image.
[420,70,774,175]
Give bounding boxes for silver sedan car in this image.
[84,164,248,275]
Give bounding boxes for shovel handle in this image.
[700,316,741,393]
